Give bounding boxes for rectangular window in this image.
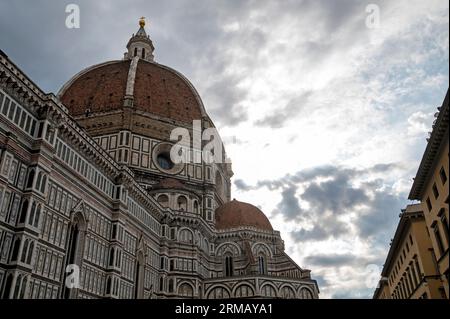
[1,97,10,115]
[19,111,27,128]
[17,166,27,189]
[131,152,139,166]
[426,197,432,212]
[7,102,16,120]
[142,139,150,152]
[30,120,37,136]
[24,115,31,133]
[141,154,149,168]
[439,210,449,246]
[432,183,439,199]
[1,154,12,176]
[440,167,447,185]
[132,136,140,150]
[110,135,117,149]
[101,137,108,149]
[0,190,11,221]
[13,107,21,124]
[8,159,18,183]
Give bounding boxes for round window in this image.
[152,142,184,174]
[156,152,174,170]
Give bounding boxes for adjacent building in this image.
[0,19,319,299]
[374,89,449,299]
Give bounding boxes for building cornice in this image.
[408,89,449,200]
[380,204,424,277]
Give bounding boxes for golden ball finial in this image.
[139,17,146,28]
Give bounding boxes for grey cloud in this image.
[304,253,383,268]
[331,287,375,299]
[244,164,407,245]
[300,172,369,216]
[202,73,249,126]
[234,179,252,191]
[0,0,381,128]
[312,274,328,288]
[276,185,301,220]
[255,91,312,129]
[304,253,357,267]
[356,191,404,243]
[291,217,350,242]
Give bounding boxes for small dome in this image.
[215,199,273,231]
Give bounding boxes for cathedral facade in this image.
[0,20,319,299]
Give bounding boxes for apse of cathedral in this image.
[0,18,319,299]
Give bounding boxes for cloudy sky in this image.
[1,0,448,298]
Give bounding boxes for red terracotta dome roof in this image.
[215,199,273,231]
[58,59,206,123]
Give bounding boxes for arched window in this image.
[168,278,174,293]
[19,199,29,224]
[179,229,193,244]
[109,247,115,266]
[280,286,296,299]
[33,205,41,228]
[300,288,313,299]
[234,284,254,298]
[40,175,47,193]
[20,239,29,263]
[63,215,87,299]
[224,255,233,277]
[134,47,138,57]
[19,277,27,299]
[2,274,13,299]
[193,201,199,214]
[35,172,42,191]
[261,284,277,298]
[142,48,145,58]
[26,170,35,188]
[26,242,34,264]
[13,274,22,299]
[28,202,36,226]
[207,286,230,299]
[10,238,21,262]
[157,194,169,208]
[177,196,187,211]
[258,255,267,275]
[178,283,194,298]
[106,277,112,295]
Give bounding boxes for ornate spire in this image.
[124,17,155,61]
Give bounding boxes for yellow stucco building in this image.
[374,89,449,299]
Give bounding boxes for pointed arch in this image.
[298,286,315,299]
[279,284,296,299]
[63,205,88,299]
[206,285,231,299]
[18,199,29,224]
[260,283,278,298]
[233,283,255,298]
[177,282,194,298]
